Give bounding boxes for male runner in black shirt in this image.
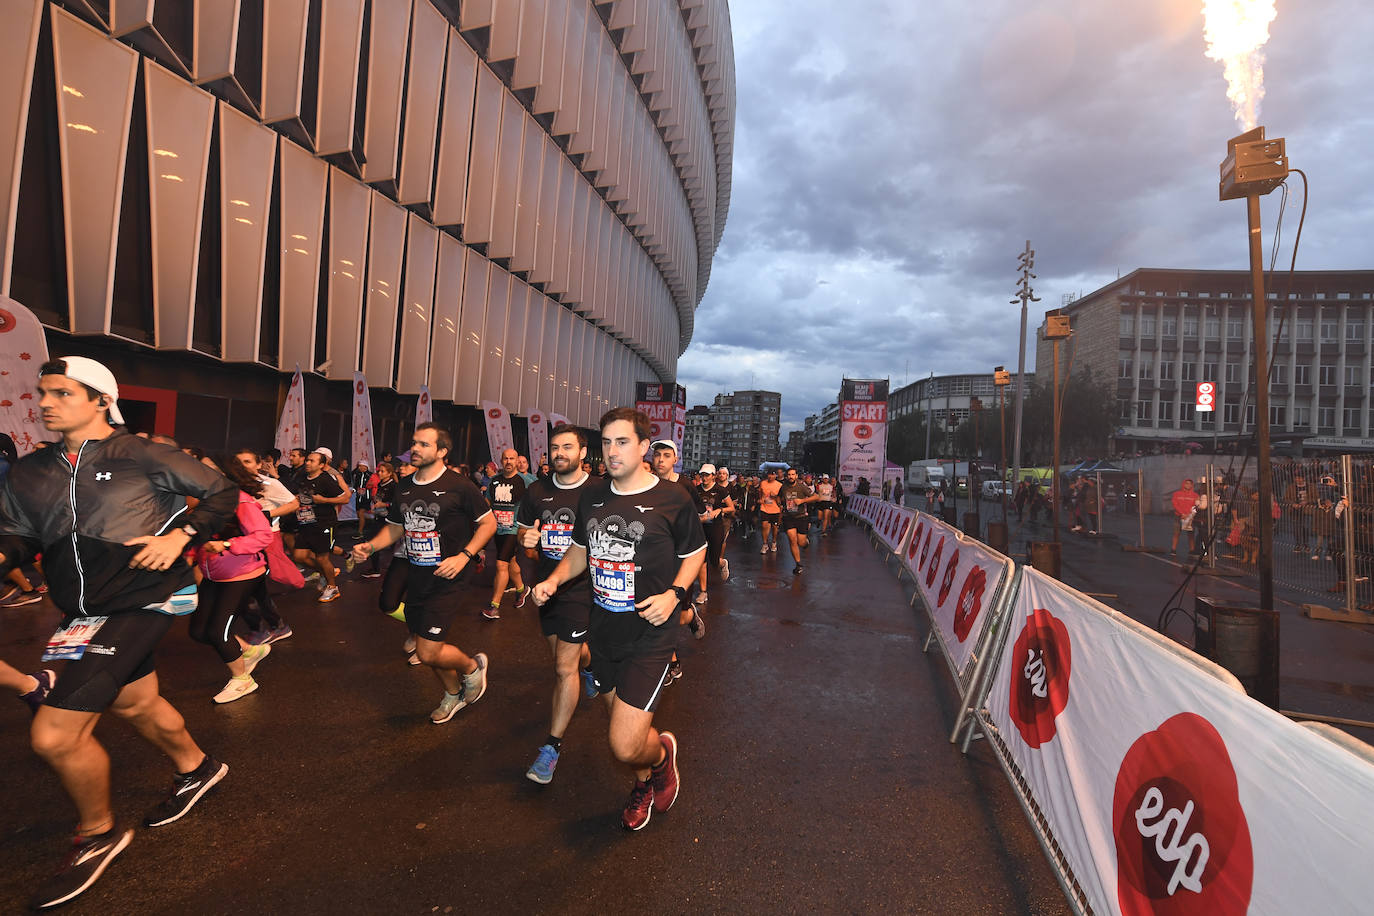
[517,423,594,784]
[292,450,349,602]
[694,463,734,599]
[484,448,530,618]
[532,408,705,830]
[779,467,822,575]
[650,439,707,641]
[351,423,497,724]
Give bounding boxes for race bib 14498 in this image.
[590,556,636,613]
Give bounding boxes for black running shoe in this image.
[144,755,229,827]
[793,564,804,575]
[30,825,133,909]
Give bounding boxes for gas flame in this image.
[1202,0,1278,130]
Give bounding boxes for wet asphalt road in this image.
[0,523,1069,915]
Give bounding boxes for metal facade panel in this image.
[431,29,477,226]
[487,1,522,62]
[51,7,138,335]
[510,112,543,275]
[144,60,214,351]
[193,0,239,83]
[274,138,327,367]
[260,0,310,123]
[428,234,466,400]
[324,167,371,379]
[502,278,528,413]
[396,0,446,205]
[539,297,558,412]
[360,0,412,183]
[510,0,546,91]
[549,0,585,136]
[111,0,155,36]
[455,251,490,406]
[530,0,565,115]
[216,104,276,358]
[479,264,510,403]
[528,132,560,286]
[395,214,438,393]
[486,94,524,260]
[459,0,494,31]
[361,192,407,387]
[313,0,365,155]
[522,289,545,416]
[555,306,573,418]
[462,64,503,244]
[0,0,41,295]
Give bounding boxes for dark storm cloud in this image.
[678,0,1374,434]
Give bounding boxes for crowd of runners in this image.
[0,356,857,908]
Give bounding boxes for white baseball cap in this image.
[313,447,333,462]
[650,439,677,452]
[700,463,716,475]
[49,356,125,425]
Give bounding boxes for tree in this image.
[886,410,929,468]
[1015,367,1116,466]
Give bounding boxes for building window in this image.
[1318,406,1335,430]
[1346,365,1363,386]
[1227,317,1245,340]
[1294,364,1310,386]
[1140,313,1157,337]
[1119,357,1133,379]
[1119,398,1132,420]
[1348,320,1365,341]
[1183,315,1199,337]
[1139,361,1153,380]
[1120,312,1135,336]
[1181,362,1198,382]
[1292,406,1311,428]
[1158,401,1175,422]
[1205,315,1221,339]
[1224,403,1240,424]
[1160,360,1176,381]
[1225,362,1243,384]
[1344,407,1362,431]
[1181,403,1196,423]
[1136,401,1153,421]
[1245,404,1256,428]
[1204,360,1219,382]
[1319,365,1337,386]
[1161,315,1177,337]
[1272,364,1288,385]
[1295,318,1313,341]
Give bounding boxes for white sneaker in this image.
[698,591,708,604]
[760,544,768,554]
[720,558,729,581]
[429,691,464,724]
[213,676,258,704]
[318,585,340,603]
[462,653,489,706]
[771,543,778,553]
[240,643,270,676]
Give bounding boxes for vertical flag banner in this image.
[481,400,515,465]
[636,382,687,470]
[528,410,549,466]
[416,385,433,425]
[351,372,377,471]
[837,378,889,491]
[274,364,306,460]
[550,412,572,429]
[0,296,52,455]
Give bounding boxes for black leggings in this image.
[379,556,410,614]
[238,575,283,632]
[705,523,727,568]
[189,576,261,664]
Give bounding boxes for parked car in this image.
[981,480,1008,500]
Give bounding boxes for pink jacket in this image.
[197,491,273,581]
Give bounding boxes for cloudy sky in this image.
[676,0,1374,434]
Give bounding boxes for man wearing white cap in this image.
[649,441,707,645]
[0,357,239,908]
[695,463,734,599]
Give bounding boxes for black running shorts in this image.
[403,570,466,641]
[295,524,334,555]
[781,515,809,533]
[494,532,521,562]
[539,591,591,643]
[44,611,176,712]
[586,607,678,712]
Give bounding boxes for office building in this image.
[706,389,780,470]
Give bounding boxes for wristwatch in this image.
[179,524,198,539]
[669,585,687,602]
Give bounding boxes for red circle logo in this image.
[925,537,945,588]
[953,565,987,642]
[908,521,925,560]
[937,549,961,607]
[355,380,365,395]
[0,307,15,333]
[1007,608,1072,749]
[855,424,872,439]
[488,408,502,419]
[919,527,934,571]
[1113,713,1253,915]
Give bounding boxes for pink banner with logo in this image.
[273,364,306,459]
[527,410,549,467]
[0,296,51,455]
[984,566,1374,915]
[549,412,571,429]
[416,386,433,425]
[351,372,376,471]
[481,400,514,465]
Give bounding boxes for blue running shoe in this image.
[526,744,560,785]
[579,667,598,699]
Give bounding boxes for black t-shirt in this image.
[487,473,527,534]
[780,481,814,517]
[697,483,731,526]
[517,473,592,601]
[279,464,306,494]
[572,476,706,635]
[662,473,705,512]
[373,478,397,515]
[295,470,345,527]
[387,468,492,575]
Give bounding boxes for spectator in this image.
[1169,478,1199,557]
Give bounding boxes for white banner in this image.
[351,372,376,471]
[874,502,915,553]
[985,567,1374,915]
[416,385,433,425]
[0,296,51,455]
[846,494,882,526]
[837,379,888,491]
[550,412,571,429]
[902,509,1014,681]
[527,410,549,467]
[274,364,306,459]
[481,400,514,465]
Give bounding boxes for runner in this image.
[277,447,307,551]
[814,474,836,536]
[351,423,496,723]
[779,468,822,575]
[2,660,55,714]
[649,440,707,642]
[482,449,531,618]
[0,357,237,908]
[695,463,734,600]
[758,469,783,553]
[231,448,299,645]
[291,449,349,602]
[516,423,596,784]
[531,407,705,830]
[359,461,398,579]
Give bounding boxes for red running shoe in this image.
[622,779,654,831]
[649,731,679,813]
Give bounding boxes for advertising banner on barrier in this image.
[901,510,1014,681]
[846,495,881,526]
[875,503,915,552]
[984,567,1374,915]
[481,400,515,465]
[837,379,888,493]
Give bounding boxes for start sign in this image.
[1196,381,1215,412]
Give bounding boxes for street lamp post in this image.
[1012,241,1040,497]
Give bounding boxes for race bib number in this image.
[762,495,776,508]
[43,616,109,661]
[541,522,575,560]
[494,509,516,529]
[590,556,636,613]
[406,529,442,566]
[296,497,317,525]
[786,496,799,513]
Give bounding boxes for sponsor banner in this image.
[528,410,549,467]
[0,295,52,455]
[481,400,515,465]
[274,364,306,460]
[845,494,882,526]
[901,509,1014,681]
[351,372,376,472]
[837,378,888,491]
[549,412,571,429]
[635,381,686,472]
[985,567,1374,915]
[416,386,433,425]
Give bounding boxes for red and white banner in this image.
[351,372,376,472]
[481,400,514,465]
[636,382,686,472]
[985,567,1374,915]
[416,385,433,425]
[549,412,572,429]
[902,509,1014,680]
[527,410,549,467]
[0,295,51,455]
[846,494,883,526]
[274,364,306,459]
[873,501,915,552]
[837,378,888,492]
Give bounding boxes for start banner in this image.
[481,400,514,465]
[837,378,888,493]
[901,509,1014,683]
[635,382,686,471]
[983,566,1374,915]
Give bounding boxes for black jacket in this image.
[0,430,237,617]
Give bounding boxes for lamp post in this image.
[1044,311,1073,544]
[995,366,1011,520]
[1012,241,1040,497]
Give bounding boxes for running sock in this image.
[547,736,562,751]
[178,754,209,779]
